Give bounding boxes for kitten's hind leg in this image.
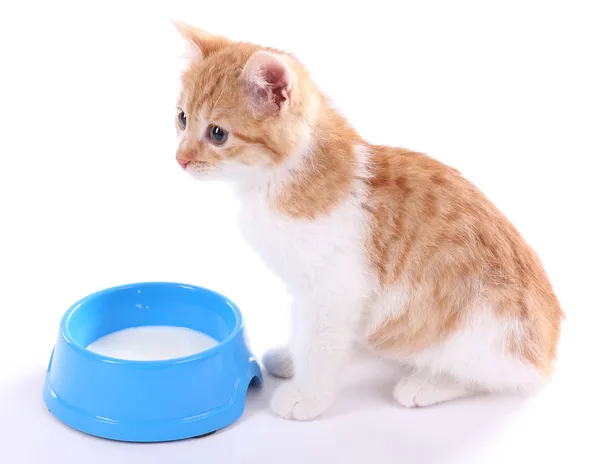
[393,372,475,408]
[263,345,294,379]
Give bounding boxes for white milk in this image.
[87,326,219,361]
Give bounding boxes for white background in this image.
[1,1,599,463]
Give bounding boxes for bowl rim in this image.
[60,282,244,366]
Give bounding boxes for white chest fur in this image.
[236,189,371,297]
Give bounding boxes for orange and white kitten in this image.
[173,22,563,420]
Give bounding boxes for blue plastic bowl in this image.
[43,282,262,442]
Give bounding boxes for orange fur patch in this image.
[364,146,562,376]
[273,102,360,219]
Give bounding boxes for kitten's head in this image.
[173,22,319,180]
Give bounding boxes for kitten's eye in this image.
[207,125,229,145]
[177,110,187,130]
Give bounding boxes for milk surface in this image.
[87,326,219,361]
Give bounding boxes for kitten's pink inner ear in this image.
[242,52,293,114]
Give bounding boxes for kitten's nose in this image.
[176,142,194,169]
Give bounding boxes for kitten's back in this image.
[365,145,562,377]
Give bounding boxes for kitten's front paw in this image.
[262,346,294,379]
[270,382,332,421]
[393,377,470,408]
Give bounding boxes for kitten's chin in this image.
[187,167,218,181]
[187,161,267,185]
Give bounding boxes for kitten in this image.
[173,22,563,420]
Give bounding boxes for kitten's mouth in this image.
[188,160,215,173]
[178,159,209,170]
[191,160,210,168]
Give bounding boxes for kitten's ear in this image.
[241,51,293,115]
[172,20,231,60]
